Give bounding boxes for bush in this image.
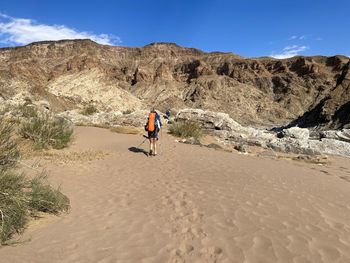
[0,171,28,243]
[81,104,98,116]
[28,174,70,215]
[169,120,203,140]
[20,114,73,150]
[0,105,11,116]
[16,104,38,118]
[0,119,19,171]
[0,170,70,244]
[0,107,70,244]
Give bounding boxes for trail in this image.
[1,126,350,263]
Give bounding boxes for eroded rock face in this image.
[1,39,349,128]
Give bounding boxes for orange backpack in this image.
[147,112,156,132]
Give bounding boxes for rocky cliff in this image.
[0,39,349,128]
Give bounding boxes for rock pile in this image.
[176,109,350,157]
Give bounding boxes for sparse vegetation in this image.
[169,120,203,140]
[20,114,73,150]
[28,174,70,215]
[0,118,70,244]
[0,170,70,244]
[0,105,11,116]
[81,104,98,116]
[16,104,38,118]
[0,120,19,170]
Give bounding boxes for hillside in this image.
[0,39,349,128]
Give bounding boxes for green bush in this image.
[169,120,203,140]
[0,106,70,244]
[0,171,28,243]
[81,104,98,116]
[28,174,70,215]
[0,119,19,171]
[0,170,70,244]
[16,104,38,118]
[20,114,73,150]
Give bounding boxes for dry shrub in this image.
[0,119,19,171]
[20,114,73,150]
[81,104,98,116]
[0,171,70,244]
[0,112,70,244]
[169,120,203,140]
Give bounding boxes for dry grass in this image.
[34,150,110,165]
[20,114,73,150]
[169,120,203,140]
[81,104,98,116]
[0,119,20,171]
[0,170,70,245]
[0,112,70,245]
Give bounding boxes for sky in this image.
[0,0,349,58]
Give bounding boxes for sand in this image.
[1,126,350,263]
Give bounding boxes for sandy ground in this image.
[1,126,350,263]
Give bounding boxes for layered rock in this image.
[1,39,349,128]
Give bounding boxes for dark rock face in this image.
[0,39,349,128]
[293,61,350,129]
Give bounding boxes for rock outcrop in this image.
[176,109,350,157]
[1,39,349,128]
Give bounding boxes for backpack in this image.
[146,112,161,132]
[147,112,156,132]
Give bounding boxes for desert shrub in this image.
[28,175,70,214]
[16,104,38,118]
[0,119,19,170]
[0,170,28,243]
[20,114,73,150]
[81,104,98,116]
[169,120,203,140]
[0,170,70,244]
[0,105,11,116]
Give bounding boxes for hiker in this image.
[145,108,162,156]
[164,109,171,123]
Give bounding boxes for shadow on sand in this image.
[128,147,148,156]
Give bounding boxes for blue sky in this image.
[0,0,349,58]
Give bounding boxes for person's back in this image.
[146,108,161,156]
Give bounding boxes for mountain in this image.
[0,39,349,128]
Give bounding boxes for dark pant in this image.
[148,130,158,139]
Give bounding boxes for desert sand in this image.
[1,126,350,263]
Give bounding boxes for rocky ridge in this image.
[0,39,349,128]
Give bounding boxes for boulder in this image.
[281,127,310,141]
[309,139,350,157]
[320,129,350,143]
[176,109,243,131]
[114,110,149,127]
